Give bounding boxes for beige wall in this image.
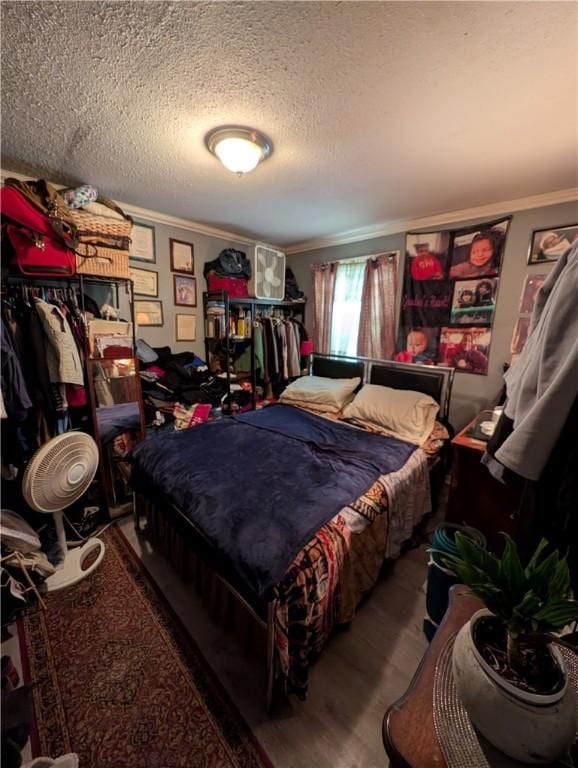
[287,200,578,430]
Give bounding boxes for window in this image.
[329,260,365,356]
[312,253,396,360]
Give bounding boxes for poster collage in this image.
[395,217,511,375]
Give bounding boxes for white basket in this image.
[248,245,286,300]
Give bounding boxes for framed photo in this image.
[527,224,578,265]
[519,273,547,314]
[175,313,196,342]
[129,266,158,297]
[173,275,196,307]
[170,238,195,274]
[130,223,156,263]
[450,278,497,325]
[405,231,450,281]
[449,218,510,280]
[135,300,163,327]
[395,326,439,366]
[438,326,492,375]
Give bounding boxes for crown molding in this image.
[4,167,575,256]
[285,187,578,255]
[0,168,270,249]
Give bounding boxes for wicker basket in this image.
[75,245,130,279]
[68,195,133,250]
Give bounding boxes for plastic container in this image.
[424,523,486,641]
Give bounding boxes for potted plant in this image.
[443,534,578,763]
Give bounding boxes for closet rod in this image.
[4,274,131,285]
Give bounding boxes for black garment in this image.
[1,318,32,416]
[515,397,578,592]
[27,305,56,408]
[263,318,280,377]
[1,317,37,463]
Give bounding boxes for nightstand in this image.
[446,413,520,552]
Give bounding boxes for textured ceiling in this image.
[2,1,577,246]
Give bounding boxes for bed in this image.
[131,355,454,704]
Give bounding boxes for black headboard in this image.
[310,354,454,422]
[369,360,453,421]
[311,355,365,382]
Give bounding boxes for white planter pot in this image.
[452,610,577,764]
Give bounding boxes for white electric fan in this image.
[249,245,286,300]
[22,432,104,592]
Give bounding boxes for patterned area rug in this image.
[19,526,272,768]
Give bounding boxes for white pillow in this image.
[280,375,360,411]
[343,384,439,445]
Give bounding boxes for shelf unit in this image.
[203,290,307,409]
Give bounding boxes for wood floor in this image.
[119,517,433,768]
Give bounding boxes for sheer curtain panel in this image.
[330,260,366,357]
[311,262,337,354]
[357,254,397,360]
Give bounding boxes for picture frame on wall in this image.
[135,300,163,327]
[527,224,578,265]
[173,275,197,307]
[519,273,548,314]
[175,313,196,342]
[129,266,158,297]
[130,223,156,263]
[170,238,195,274]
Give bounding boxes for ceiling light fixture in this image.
[205,126,272,175]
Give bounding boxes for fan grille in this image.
[22,432,99,513]
[253,246,285,300]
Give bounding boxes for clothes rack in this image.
[203,290,307,409]
[3,273,136,349]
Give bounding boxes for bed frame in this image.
[311,353,454,424]
[135,355,454,709]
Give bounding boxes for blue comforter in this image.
[132,405,415,597]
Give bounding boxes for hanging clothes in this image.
[1,317,36,463]
[33,297,84,386]
[483,241,578,482]
[0,319,32,416]
[1,285,90,459]
[286,320,301,378]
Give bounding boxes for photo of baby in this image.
[405,232,450,281]
[394,327,438,365]
[450,278,497,325]
[528,225,578,265]
[438,327,491,375]
[449,219,509,279]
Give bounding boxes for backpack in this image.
[203,248,251,279]
[284,267,304,300]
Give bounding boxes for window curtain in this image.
[330,261,366,356]
[357,254,397,359]
[311,262,337,354]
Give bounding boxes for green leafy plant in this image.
[441,534,578,672]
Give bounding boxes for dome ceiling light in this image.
[205,126,272,176]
